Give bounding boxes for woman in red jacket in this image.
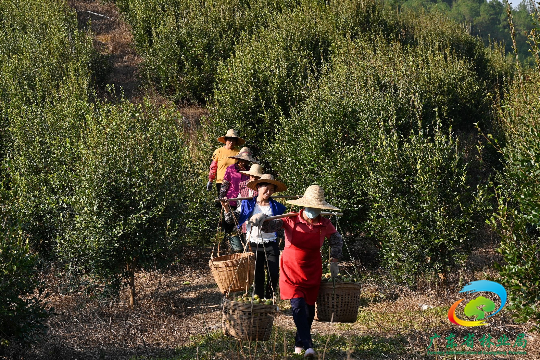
[254,185,342,358]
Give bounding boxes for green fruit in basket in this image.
[237,297,243,302]
[253,294,260,300]
[265,299,272,305]
[253,299,260,304]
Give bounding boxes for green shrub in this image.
[0,0,95,257]
[116,0,301,104]
[6,99,92,257]
[490,71,540,322]
[0,0,93,106]
[58,100,207,305]
[268,36,485,282]
[212,0,337,156]
[211,2,509,158]
[0,221,49,344]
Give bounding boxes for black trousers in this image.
[291,297,315,350]
[249,241,280,300]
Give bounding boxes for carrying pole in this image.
[215,195,301,203]
[263,212,343,221]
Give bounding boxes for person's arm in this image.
[328,232,343,261]
[223,202,240,224]
[219,166,232,199]
[208,160,218,181]
[219,180,230,199]
[260,219,284,233]
[208,149,219,181]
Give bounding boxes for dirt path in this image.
[69,0,142,102]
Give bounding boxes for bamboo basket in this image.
[209,252,255,294]
[315,282,361,322]
[222,299,277,341]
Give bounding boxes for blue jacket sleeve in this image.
[237,198,256,228]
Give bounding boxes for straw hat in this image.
[229,147,258,163]
[240,163,264,178]
[247,174,287,193]
[217,129,245,145]
[286,185,340,211]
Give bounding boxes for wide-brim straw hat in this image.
[240,163,264,178]
[217,129,245,145]
[229,147,258,163]
[286,185,340,211]
[247,174,287,193]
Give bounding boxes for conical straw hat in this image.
[247,174,287,193]
[217,129,245,145]
[228,147,258,163]
[286,185,340,211]
[240,164,264,177]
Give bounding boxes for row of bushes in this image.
[205,3,511,283]
[261,36,493,283]
[115,0,305,103]
[0,0,215,343]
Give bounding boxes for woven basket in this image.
[209,252,255,294]
[222,299,277,341]
[315,282,361,322]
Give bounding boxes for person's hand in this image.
[221,200,230,213]
[330,261,339,279]
[249,213,267,228]
[206,181,213,191]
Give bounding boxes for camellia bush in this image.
[0,216,49,345]
[265,35,489,282]
[58,100,209,306]
[490,69,540,322]
[0,0,96,257]
[116,0,302,104]
[211,0,402,158]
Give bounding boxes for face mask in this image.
[304,207,321,219]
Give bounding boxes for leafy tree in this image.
[0,0,95,257]
[58,100,193,306]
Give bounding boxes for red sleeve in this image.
[208,160,217,181]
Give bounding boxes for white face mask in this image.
[304,207,321,219]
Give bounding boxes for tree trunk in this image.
[128,262,136,307]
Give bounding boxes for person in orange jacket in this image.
[206,129,244,197]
